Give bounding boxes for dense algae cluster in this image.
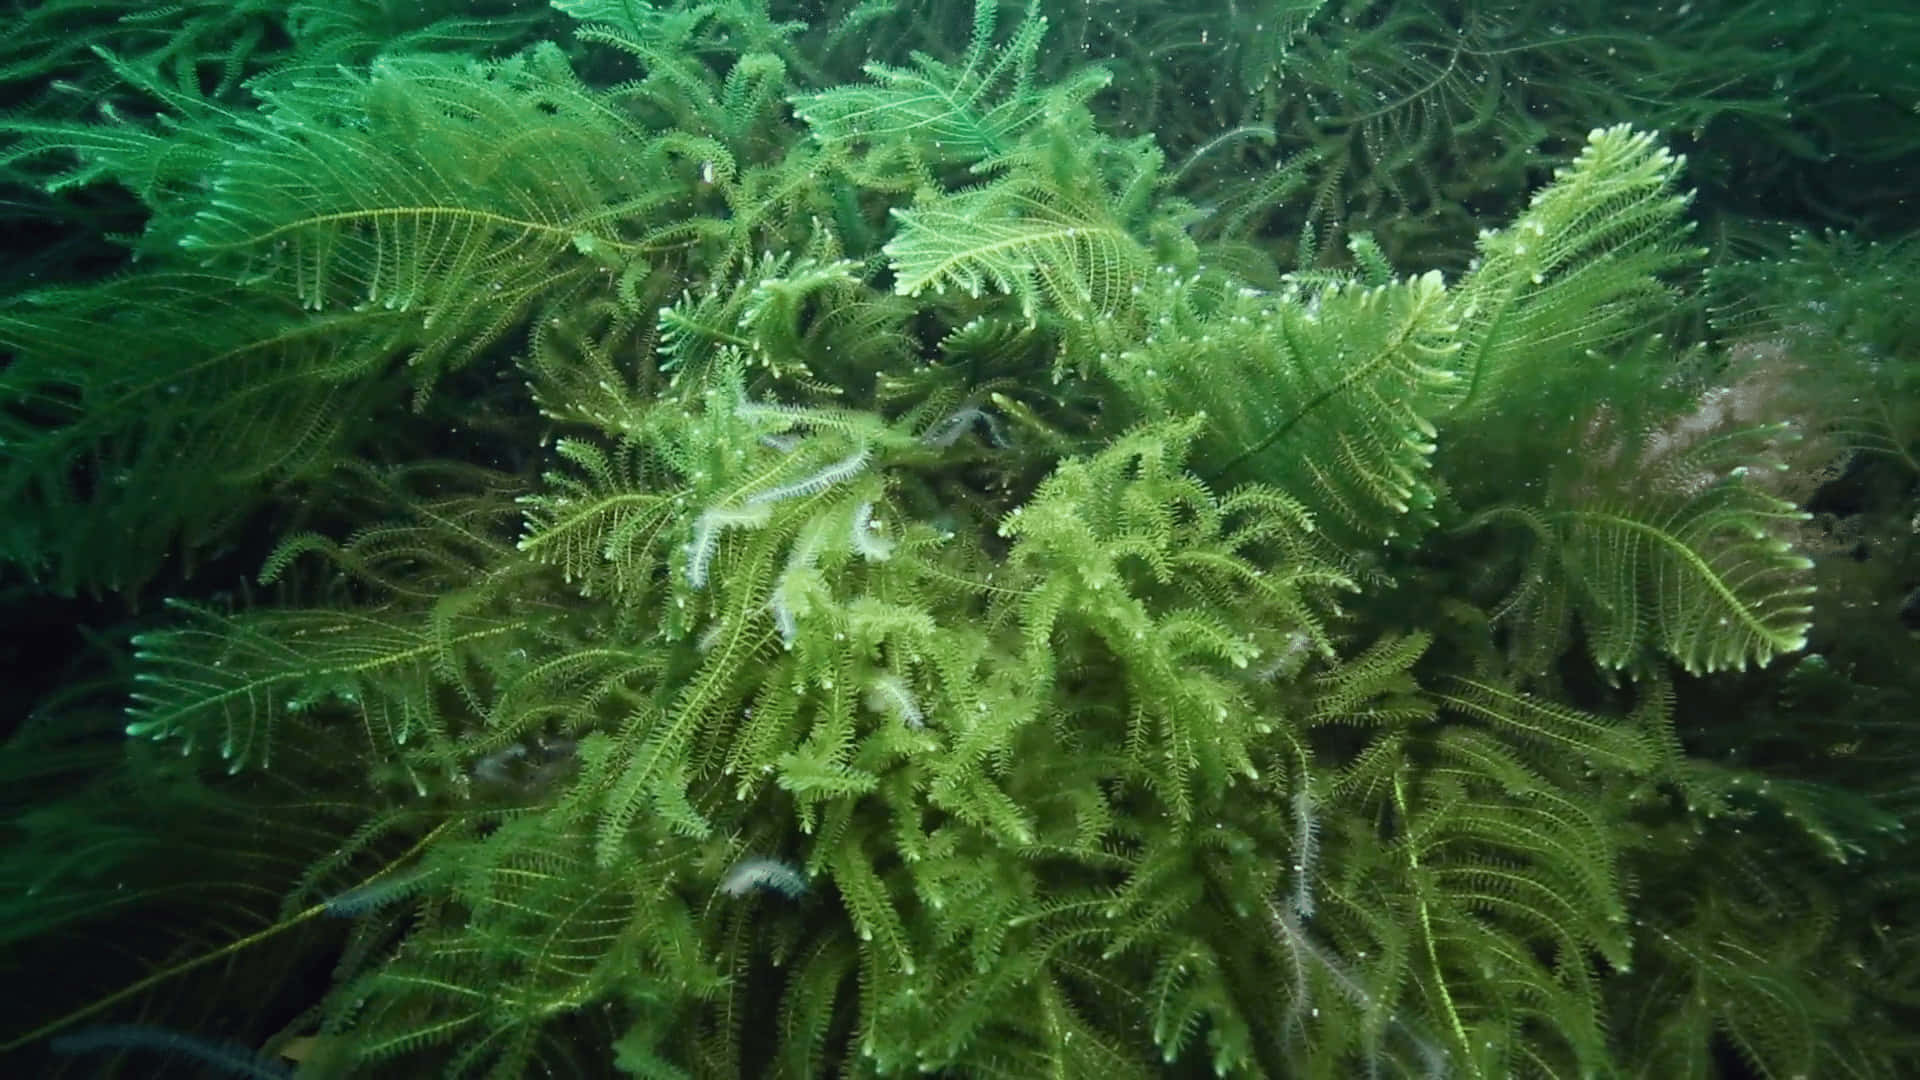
[1,1,1917,1077]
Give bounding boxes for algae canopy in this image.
[1,1,1916,1076]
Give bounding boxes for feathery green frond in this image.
[0,271,403,593]
[887,174,1149,325]
[1452,124,1703,414]
[124,599,517,781]
[516,435,688,598]
[1097,265,1460,548]
[791,0,1109,185]
[998,417,1351,814]
[179,47,667,380]
[1461,424,1817,675]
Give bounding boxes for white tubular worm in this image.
[850,501,894,562]
[767,518,829,648]
[684,503,772,588]
[1289,783,1320,920]
[919,407,983,448]
[866,673,924,729]
[769,595,797,646]
[745,444,870,506]
[919,406,1010,449]
[721,855,808,899]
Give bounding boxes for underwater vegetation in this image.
[1,0,1917,1076]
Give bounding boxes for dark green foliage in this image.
[2,1,1916,1078]
[1709,229,1920,475]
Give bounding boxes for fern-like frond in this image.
[659,250,911,391]
[517,436,688,598]
[1098,265,1460,548]
[1463,450,1816,676]
[124,599,518,780]
[997,417,1351,815]
[886,174,1148,325]
[0,44,244,216]
[179,46,677,381]
[260,460,524,600]
[558,0,804,150]
[1452,124,1702,413]
[791,0,1109,185]
[332,819,723,1076]
[0,271,407,594]
[1234,0,1332,92]
[1435,676,1655,774]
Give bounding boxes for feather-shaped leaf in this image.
[886,175,1147,323]
[791,0,1107,182]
